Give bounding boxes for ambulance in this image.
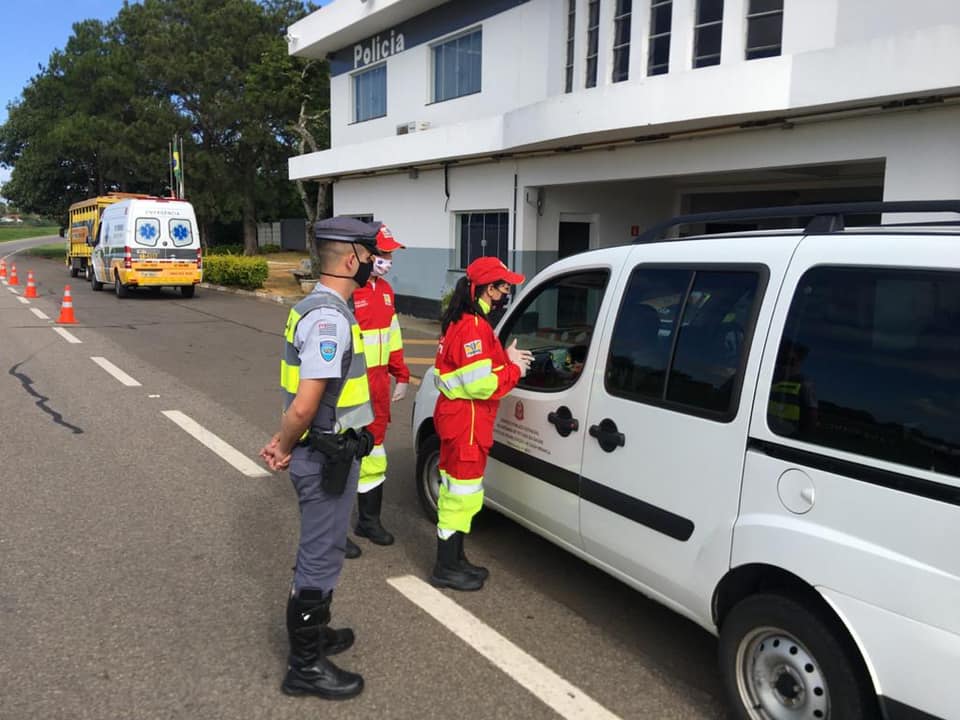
[88,196,202,298]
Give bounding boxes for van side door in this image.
[578,237,793,624]
[490,264,617,550]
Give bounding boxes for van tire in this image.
[180,285,196,298]
[415,433,441,524]
[89,266,103,291]
[114,273,129,298]
[719,593,877,720]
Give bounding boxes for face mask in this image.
[353,246,374,287]
[373,257,392,277]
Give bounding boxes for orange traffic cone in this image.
[57,285,77,324]
[24,271,38,299]
[8,264,19,286]
[0,260,6,279]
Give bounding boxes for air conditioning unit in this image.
[396,121,431,136]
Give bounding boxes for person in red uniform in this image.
[347,223,410,558]
[429,257,533,591]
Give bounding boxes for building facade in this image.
[287,0,960,315]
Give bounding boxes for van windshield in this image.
[170,219,194,247]
[135,218,160,247]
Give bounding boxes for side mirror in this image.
[59,227,66,238]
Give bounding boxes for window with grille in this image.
[458,212,509,269]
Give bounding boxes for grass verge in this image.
[0,226,60,242]
[22,244,66,259]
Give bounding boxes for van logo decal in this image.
[171,223,190,242]
[139,224,157,241]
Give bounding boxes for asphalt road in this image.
[0,238,727,720]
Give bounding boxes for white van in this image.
[412,201,960,720]
[88,197,202,298]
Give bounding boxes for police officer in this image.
[259,216,378,700]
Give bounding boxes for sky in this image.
[0,1,130,193]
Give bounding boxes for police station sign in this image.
[354,29,406,69]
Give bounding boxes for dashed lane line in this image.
[388,575,622,720]
[91,356,142,387]
[30,308,49,320]
[52,327,82,344]
[16,296,30,305]
[161,410,271,478]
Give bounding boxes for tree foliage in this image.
[0,1,326,253]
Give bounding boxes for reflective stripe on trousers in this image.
[358,444,387,493]
[437,469,484,535]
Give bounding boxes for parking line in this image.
[91,356,142,387]
[30,308,49,320]
[52,327,82,344]
[161,410,271,478]
[387,575,622,720]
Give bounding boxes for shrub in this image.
[203,255,268,289]
[205,244,244,256]
[260,243,283,254]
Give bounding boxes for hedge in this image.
[206,243,283,256]
[203,255,269,289]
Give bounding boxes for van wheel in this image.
[719,594,877,720]
[89,266,103,291]
[415,434,441,523]
[114,273,129,298]
[180,285,196,298]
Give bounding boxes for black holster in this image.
[306,428,375,495]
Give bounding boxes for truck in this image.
[66,193,152,278]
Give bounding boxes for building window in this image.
[353,64,386,122]
[647,0,672,76]
[458,211,509,269]
[769,267,960,478]
[693,0,724,68]
[746,0,784,60]
[612,0,632,82]
[433,29,482,103]
[564,0,576,93]
[585,0,600,88]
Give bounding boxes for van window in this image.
[136,218,160,247]
[606,267,763,419]
[170,219,194,247]
[501,271,609,391]
[769,267,960,478]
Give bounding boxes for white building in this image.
[287,0,960,315]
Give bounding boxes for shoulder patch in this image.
[319,339,338,362]
[383,293,392,306]
[464,339,483,358]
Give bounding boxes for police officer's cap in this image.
[314,216,378,252]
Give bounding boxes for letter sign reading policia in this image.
[259,216,379,700]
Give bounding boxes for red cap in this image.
[466,256,525,295]
[375,223,404,252]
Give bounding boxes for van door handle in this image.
[547,406,579,437]
[589,418,625,453]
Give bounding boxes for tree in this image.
[0,19,183,221]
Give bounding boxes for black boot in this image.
[429,532,484,591]
[354,485,395,546]
[345,537,362,559]
[282,589,364,699]
[459,535,489,582]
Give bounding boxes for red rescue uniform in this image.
[433,301,521,533]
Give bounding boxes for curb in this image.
[199,282,302,306]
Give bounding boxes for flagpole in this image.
[179,135,185,199]
[168,141,174,198]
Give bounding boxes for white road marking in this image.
[90,356,142,387]
[8,286,19,293]
[16,296,30,304]
[161,410,270,478]
[52,327,82,344]
[30,308,49,319]
[148,394,161,398]
[387,575,623,720]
